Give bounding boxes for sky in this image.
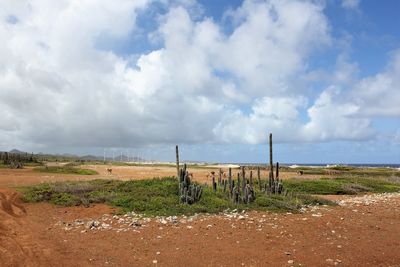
[0,0,399,164]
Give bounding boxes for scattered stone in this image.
[312,213,322,217]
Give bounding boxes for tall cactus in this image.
[175,145,180,179]
[269,133,274,184]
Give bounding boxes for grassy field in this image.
[284,177,400,195]
[20,177,334,216]
[33,166,98,175]
[283,166,400,177]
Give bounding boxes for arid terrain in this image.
[1,165,400,266]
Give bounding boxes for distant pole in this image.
[175,145,180,178]
[103,149,106,163]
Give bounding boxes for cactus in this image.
[212,176,217,192]
[241,166,246,193]
[242,184,255,204]
[232,185,240,204]
[237,172,241,190]
[228,168,232,197]
[179,164,202,204]
[257,166,262,191]
[269,133,274,182]
[176,145,180,180]
[276,162,279,182]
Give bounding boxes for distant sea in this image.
[226,163,400,168]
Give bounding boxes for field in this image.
[1,164,400,266]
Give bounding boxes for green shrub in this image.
[284,177,400,195]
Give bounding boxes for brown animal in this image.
[107,168,112,174]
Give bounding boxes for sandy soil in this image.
[1,167,400,266]
[0,164,316,188]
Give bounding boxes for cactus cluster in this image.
[224,167,256,204]
[179,164,203,204]
[176,132,286,207]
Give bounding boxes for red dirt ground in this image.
[1,167,400,266]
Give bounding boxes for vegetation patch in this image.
[286,166,400,177]
[33,166,98,175]
[284,177,400,195]
[19,177,334,216]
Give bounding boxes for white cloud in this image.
[301,87,374,141]
[351,50,400,117]
[214,96,307,144]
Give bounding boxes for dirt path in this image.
[1,168,400,266]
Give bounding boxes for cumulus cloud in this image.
[301,87,373,141]
[0,0,396,151]
[351,50,400,117]
[214,96,307,143]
